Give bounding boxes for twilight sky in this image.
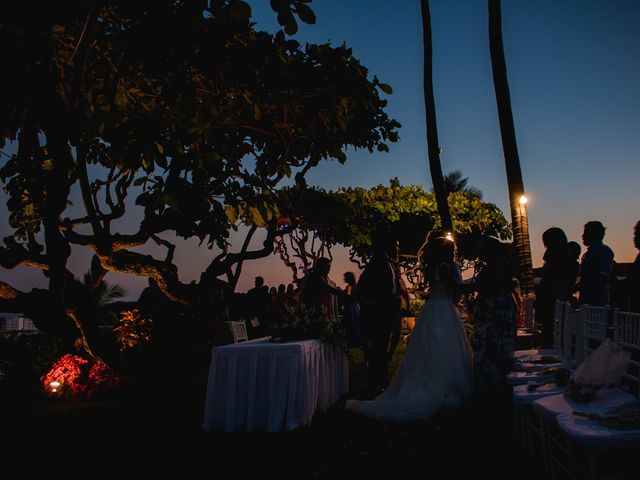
[1,0,639,299]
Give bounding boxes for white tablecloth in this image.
[203,339,349,432]
[513,383,566,405]
[532,389,637,421]
[556,406,640,450]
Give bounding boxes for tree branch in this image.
[0,236,49,270]
[230,224,257,290]
[0,280,23,299]
[151,234,175,264]
[96,249,189,305]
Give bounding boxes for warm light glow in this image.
[444,232,454,241]
[50,381,61,392]
[519,195,528,205]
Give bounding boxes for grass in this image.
[2,335,545,477]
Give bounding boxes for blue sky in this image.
[1,0,639,298]
[243,0,640,282]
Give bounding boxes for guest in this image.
[357,235,401,394]
[246,276,270,337]
[342,272,363,348]
[387,273,409,362]
[535,227,578,347]
[299,258,344,317]
[623,220,640,312]
[567,241,582,263]
[579,221,614,306]
[472,238,519,393]
[285,283,298,312]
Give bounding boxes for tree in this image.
[272,179,511,293]
[488,0,534,294]
[0,1,399,358]
[421,0,452,231]
[442,170,483,199]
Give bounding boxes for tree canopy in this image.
[0,0,399,356]
[271,178,511,290]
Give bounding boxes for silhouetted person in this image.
[473,238,519,392]
[138,278,173,320]
[388,273,409,362]
[246,276,269,337]
[579,221,614,306]
[623,220,640,312]
[358,236,401,394]
[535,227,578,347]
[299,258,344,316]
[567,241,582,263]
[342,271,362,348]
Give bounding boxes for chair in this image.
[553,300,569,354]
[226,320,248,343]
[550,310,640,479]
[614,310,640,397]
[581,305,610,362]
[562,306,583,368]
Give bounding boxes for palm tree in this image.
[421,0,452,232]
[488,0,534,294]
[441,170,483,198]
[82,270,127,326]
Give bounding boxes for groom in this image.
[358,235,401,395]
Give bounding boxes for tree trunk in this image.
[421,0,452,232]
[488,0,534,294]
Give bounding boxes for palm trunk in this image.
[421,0,452,232]
[488,0,534,294]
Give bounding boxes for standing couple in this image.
[346,232,475,421]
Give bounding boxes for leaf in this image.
[270,0,286,12]
[277,9,298,35]
[249,206,265,226]
[228,1,251,21]
[377,143,389,152]
[225,204,238,224]
[133,177,147,187]
[162,193,178,210]
[114,92,128,106]
[42,159,54,171]
[378,83,393,95]
[295,3,316,24]
[24,203,34,216]
[253,104,261,121]
[154,142,164,154]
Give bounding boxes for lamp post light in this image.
[515,194,534,295]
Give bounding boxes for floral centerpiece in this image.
[270,303,348,354]
[564,338,631,403]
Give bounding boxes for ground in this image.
[2,341,545,477]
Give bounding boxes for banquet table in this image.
[203,338,349,432]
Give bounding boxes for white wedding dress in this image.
[346,275,474,421]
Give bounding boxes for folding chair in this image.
[581,305,610,362]
[226,320,248,343]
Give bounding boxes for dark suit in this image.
[358,252,400,392]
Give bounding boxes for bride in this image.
[345,234,474,421]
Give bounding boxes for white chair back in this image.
[581,305,609,362]
[226,320,248,343]
[562,306,583,368]
[613,310,640,397]
[553,300,569,353]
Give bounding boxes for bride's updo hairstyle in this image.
[420,231,455,285]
